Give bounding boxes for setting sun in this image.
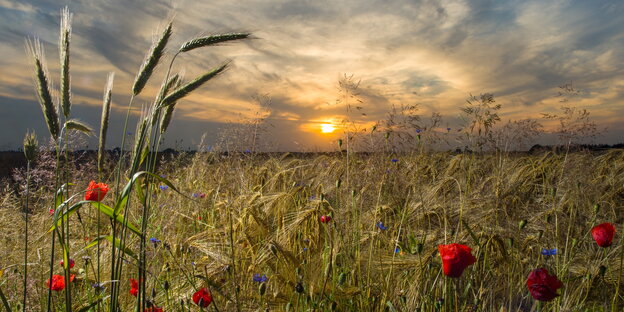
[320,123,336,133]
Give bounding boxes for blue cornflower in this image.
[92,282,105,292]
[416,129,422,134]
[253,274,268,283]
[126,131,133,136]
[159,174,167,178]
[150,237,161,246]
[394,247,403,254]
[303,247,308,252]
[159,185,169,191]
[308,195,316,201]
[376,221,388,230]
[244,149,251,154]
[446,127,451,132]
[541,248,557,256]
[391,158,398,163]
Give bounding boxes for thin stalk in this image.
[22,161,31,312]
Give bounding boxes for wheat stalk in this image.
[132,22,173,96]
[59,6,72,118]
[26,39,60,140]
[179,33,250,53]
[98,72,114,172]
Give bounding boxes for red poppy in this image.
[130,278,139,297]
[145,307,163,312]
[438,243,477,278]
[60,258,75,269]
[192,288,213,307]
[85,181,109,202]
[526,268,562,301]
[591,223,616,247]
[319,215,332,223]
[46,274,75,291]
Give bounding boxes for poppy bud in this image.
[285,302,292,311]
[385,132,390,139]
[164,281,170,291]
[519,219,528,230]
[259,282,267,296]
[338,272,347,285]
[599,265,607,277]
[336,179,341,188]
[593,203,600,214]
[320,215,332,223]
[295,281,304,293]
[324,263,331,277]
[338,139,343,147]
[331,301,338,310]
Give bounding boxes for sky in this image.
[0,0,622,151]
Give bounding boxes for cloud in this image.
[0,0,623,150]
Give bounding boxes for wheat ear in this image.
[26,39,60,140]
[98,72,114,172]
[59,7,72,118]
[132,22,173,96]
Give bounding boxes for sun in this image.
[320,123,336,133]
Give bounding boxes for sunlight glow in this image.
[320,123,336,133]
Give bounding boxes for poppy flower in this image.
[46,274,75,291]
[144,307,163,312]
[526,268,562,301]
[85,181,109,202]
[192,288,212,307]
[438,243,477,278]
[130,278,139,297]
[591,223,616,247]
[60,258,75,269]
[320,215,332,223]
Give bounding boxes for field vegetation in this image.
[0,7,622,312]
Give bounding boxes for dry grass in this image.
[1,150,623,311]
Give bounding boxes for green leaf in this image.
[86,235,137,260]
[77,296,109,312]
[49,201,142,237]
[114,171,185,215]
[55,183,75,209]
[0,283,10,312]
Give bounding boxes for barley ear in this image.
[23,130,39,162]
[65,119,93,135]
[150,73,180,128]
[132,22,173,96]
[179,33,250,53]
[59,6,73,118]
[26,39,60,140]
[159,63,229,108]
[98,72,114,172]
[159,78,182,134]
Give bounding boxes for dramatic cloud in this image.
[1,0,622,150]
